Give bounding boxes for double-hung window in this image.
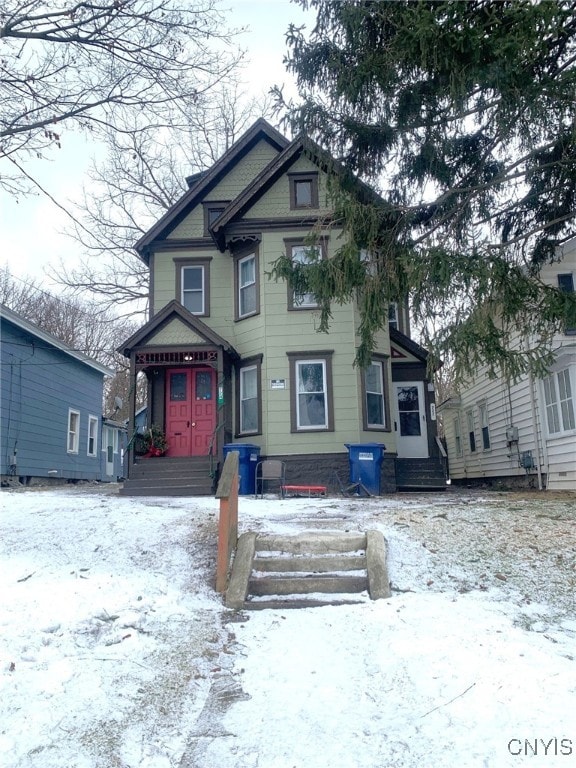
[68,409,80,454]
[286,239,324,309]
[557,273,576,334]
[388,303,399,330]
[175,258,211,316]
[87,415,98,457]
[297,361,327,428]
[287,352,334,432]
[182,265,204,314]
[236,251,258,319]
[364,359,388,430]
[453,414,463,457]
[239,365,259,434]
[466,409,476,453]
[543,368,575,434]
[478,402,491,450]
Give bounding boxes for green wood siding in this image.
[170,140,280,239]
[246,156,332,220]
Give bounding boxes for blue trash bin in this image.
[222,443,261,495]
[345,443,385,496]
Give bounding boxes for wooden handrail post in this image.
[215,451,239,593]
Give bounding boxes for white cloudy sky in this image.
[0,1,313,288]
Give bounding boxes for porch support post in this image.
[127,352,137,474]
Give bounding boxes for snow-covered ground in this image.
[1,484,575,768]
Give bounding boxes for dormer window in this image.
[289,173,318,210]
[203,202,229,235]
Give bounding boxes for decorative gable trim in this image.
[135,119,289,261]
[211,133,383,251]
[389,327,429,363]
[118,300,239,359]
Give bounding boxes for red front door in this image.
[165,367,216,457]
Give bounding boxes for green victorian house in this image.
[119,119,446,496]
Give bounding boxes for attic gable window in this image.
[203,202,229,236]
[289,172,319,210]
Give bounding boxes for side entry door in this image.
[393,381,429,458]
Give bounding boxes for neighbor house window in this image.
[557,273,576,334]
[466,409,476,453]
[388,303,399,330]
[478,402,491,450]
[363,358,389,430]
[287,351,334,432]
[175,258,211,316]
[87,416,98,457]
[203,201,228,235]
[453,414,463,457]
[67,409,80,454]
[543,368,575,434]
[235,251,259,319]
[289,172,318,209]
[235,357,262,436]
[285,239,325,309]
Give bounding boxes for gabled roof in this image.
[390,327,429,363]
[118,300,239,359]
[135,119,289,260]
[210,133,383,250]
[0,304,113,376]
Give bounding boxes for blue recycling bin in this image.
[222,443,261,495]
[345,443,385,496]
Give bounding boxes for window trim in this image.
[361,355,390,432]
[288,172,319,210]
[234,247,260,320]
[67,409,80,454]
[235,356,262,437]
[287,350,334,433]
[557,273,576,335]
[542,367,575,435]
[466,408,476,453]
[285,237,327,311]
[174,257,212,317]
[87,415,98,457]
[203,201,229,236]
[478,401,491,451]
[453,413,463,457]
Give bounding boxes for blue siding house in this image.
[1,304,117,485]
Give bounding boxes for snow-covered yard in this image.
[1,484,575,768]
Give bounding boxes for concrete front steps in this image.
[120,456,214,496]
[225,531,391,610]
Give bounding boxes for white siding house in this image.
[439,240,576,491]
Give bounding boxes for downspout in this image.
[528,371,544,490]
